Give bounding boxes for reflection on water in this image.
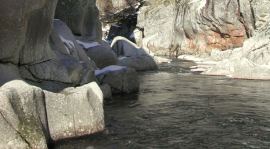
[54,60,270,149]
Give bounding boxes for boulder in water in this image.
[96,65,139,94]
[77,40,118,69]
[45,82,104,141]
[111,36,158,71]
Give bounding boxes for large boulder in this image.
[0,0,57,65]
[77,40,118,69]
[0,0,96,87]
[95,65,139,94]
[20,19,96,87]
[0,81,48,149]
[0,0,106,148]
[136,0,270,56]
[55,0,102,41]
[111,36,158,71]
[45,82,104,141]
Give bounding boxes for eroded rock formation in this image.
[55,0,102,41]
[97,0,140,22]
[175,0,270,80]
[137,0,270,56]
[0,0,106,148]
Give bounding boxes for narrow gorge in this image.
[1,0,270,148]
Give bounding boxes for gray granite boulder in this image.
[111,36,158,71]
[77,40,118,69]
[45,82,104,141]
[0,81,48,149]
[95,65,139,94]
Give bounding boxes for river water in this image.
[54,60,270,149]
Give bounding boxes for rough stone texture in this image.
[96,66,139,94]
[0,0,57,65]
[112,36,158,71]
[251,0,270,30]
[45,82,104,141]
[204,21,270,80]
[0,0,105,148]
[137,0,270,56]
[97,0,139,22]
[55,0,102,41]
[77,40,118,69]
[0,0,96,87]
[20,19,96,86]
[0,81,48,149]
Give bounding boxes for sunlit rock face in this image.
[97,0,139,22]
[204,21,270,80]
[137,0,260,56]
[252,0,270,30]
[0,80,48,149]
[45,82,104,141]
[111,36,158,71]
[200,0,270,80]
[55,0,102,41]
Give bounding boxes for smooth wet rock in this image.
[45,82,104,141]
[77,40,118,69]
[111,36,157,71]
[96,66,139,94]
[118,56,158,71]
[0,81,48,149]
[20,19,96,86]
[100,84,112,99]
[97,0,139,22]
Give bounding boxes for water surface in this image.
[54,60,270,149]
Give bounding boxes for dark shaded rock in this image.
[77,40,118,69]
[0,0,57,65]
[0,64,21,86]
[20,19,96,87]
[96,65,139,94]
[55,0,102,41]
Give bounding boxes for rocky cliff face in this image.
[97,0,140,22]
[137,0,270,56]
[0,0,105,148]
[55,0,102,41]
[0,0,57,65]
